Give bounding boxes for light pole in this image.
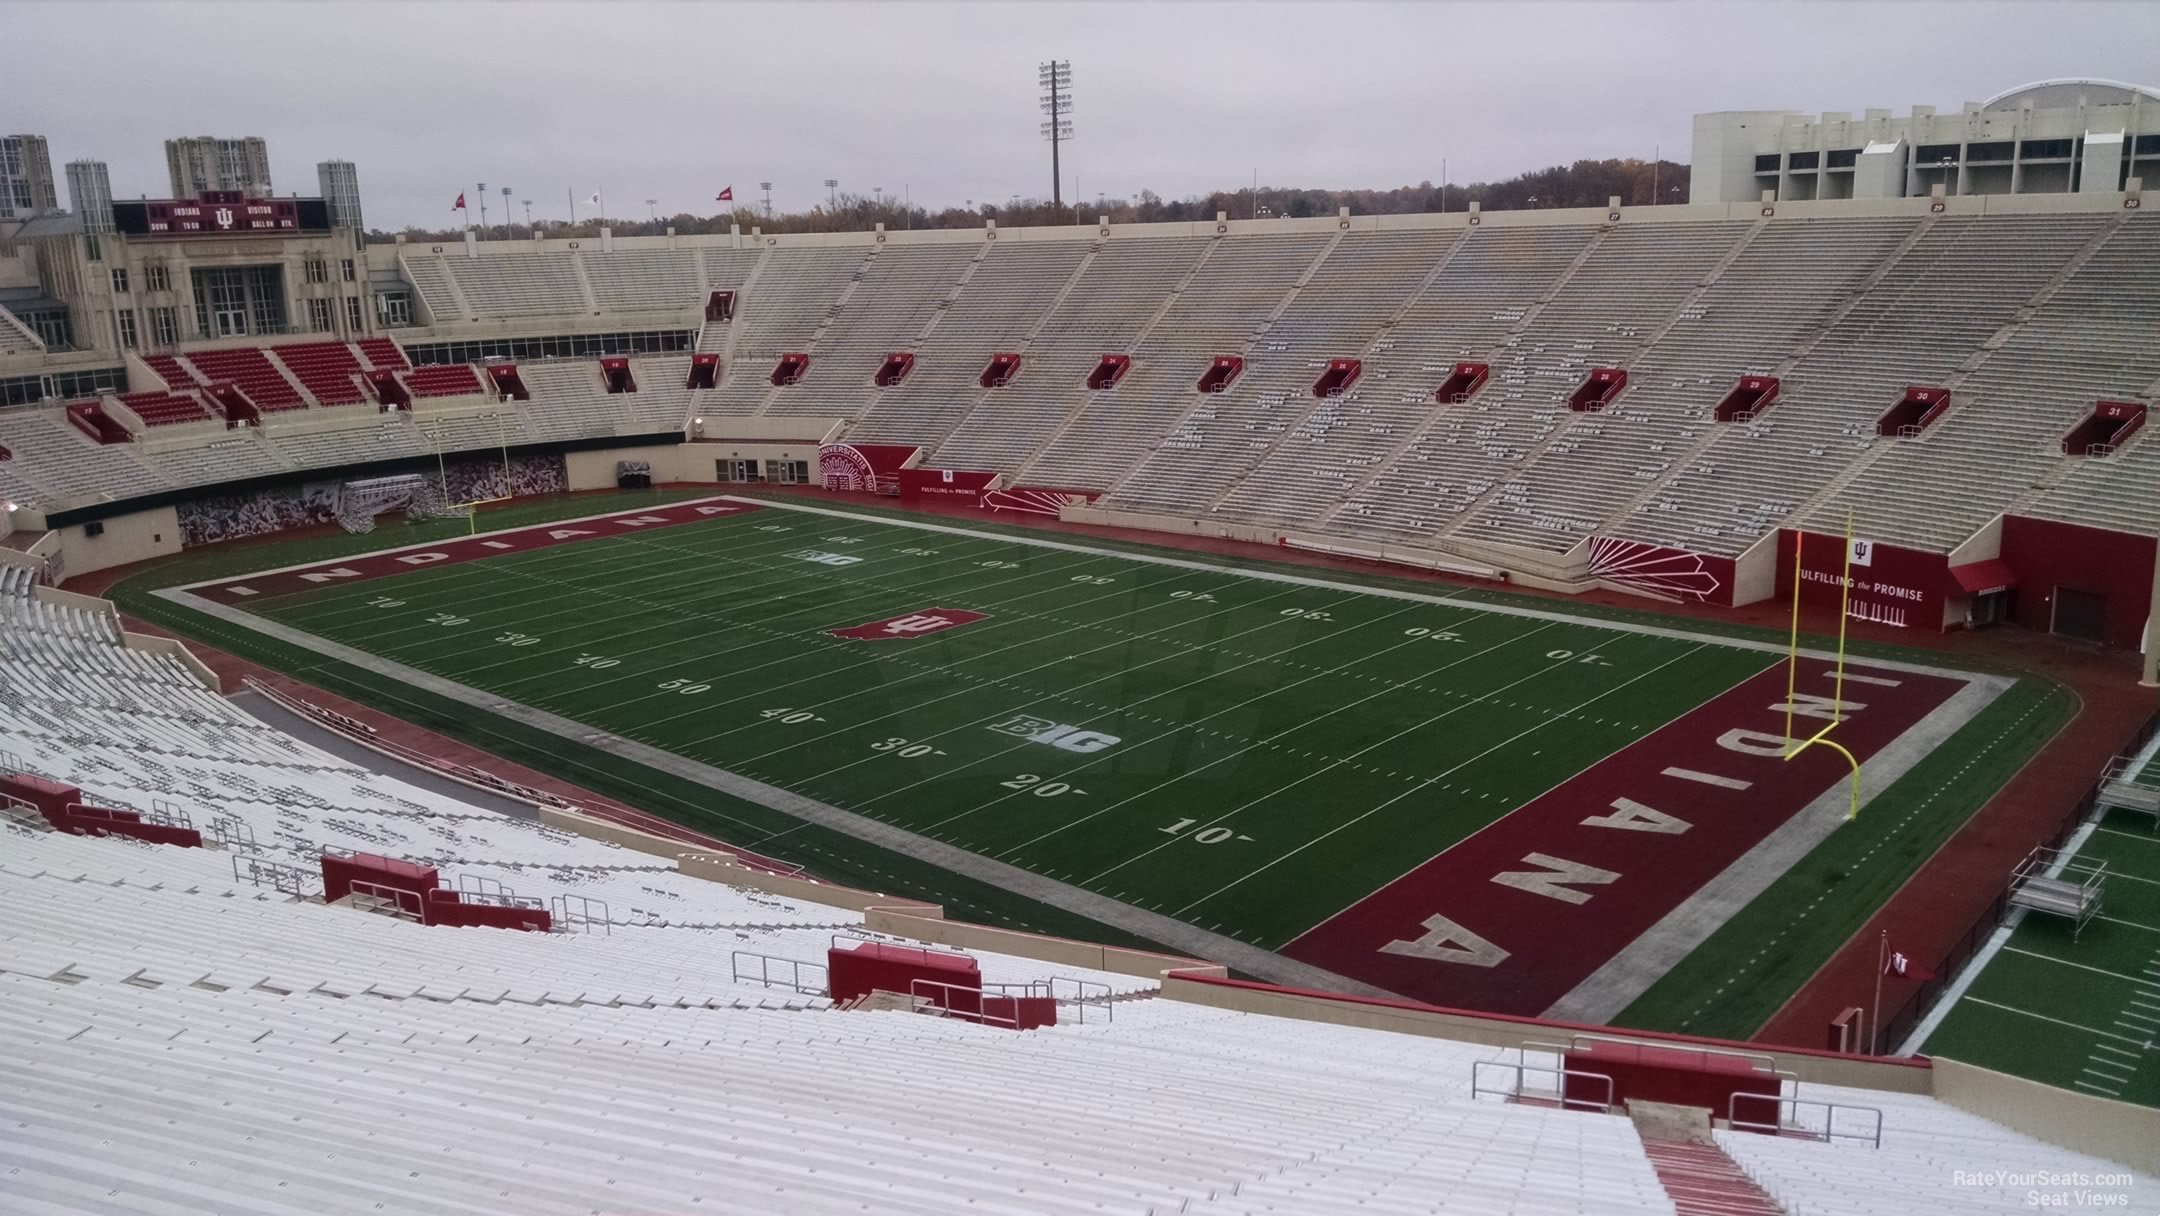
[500,186,512,238]
[476,181,489,235]
[825,178,838,209]
[760,181,773,218]
[1038,60,1074,219]
[1940,156,1956,194]
[646,198,658,223]
[522,199,532,233]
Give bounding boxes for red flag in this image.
[716,186,734,202]
[1884,949,1935,982]
[453,192,466,211]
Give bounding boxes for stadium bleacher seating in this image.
[0,209,2153,573]
[181,346,307,412]
[116,390,212,428]
[402,362,486,398]
[2,574,2153,1213]
[270,341,369,406]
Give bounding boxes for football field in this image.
[171,494,1998,1016]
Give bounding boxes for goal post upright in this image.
[1783,512,1864,820]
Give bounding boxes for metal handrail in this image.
[731,950,827,995]
[550,892,612,935]
[230,851,324,899]
[1471,1060,1615,1114]
[909,979,1020,1029]
[1728,1091,1882,1149]
[348,879,424,923]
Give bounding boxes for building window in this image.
[149,306,178,347]
[2136,134,2160,156]
[144,263,171,292]
[110,267,129,294]
[345,296,364,332]
[1787,151,1820,171]
[113,308,138,350]
[1753,153,1781,173]
[304,257,328,284]
[307,298,333,332]
[1967,141,2013,163]
[1914,143,1961,164]
[2020,138,2075,160]
[83,234,100,262]
[376,291,411,327]
[1827,148,1861,170]
[340,258,356,283]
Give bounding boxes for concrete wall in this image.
[562,444,684,492]
[50,504,181,583]
[1933,1057,2159,1173]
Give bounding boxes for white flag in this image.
[1848,538,1874,568]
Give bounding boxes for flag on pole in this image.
[716,186,734,202]
[1884,948,1934,982]
[453,192,467,211]
[587,191,601,204]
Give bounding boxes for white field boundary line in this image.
[172,493,754,594]
[704,496,2002,684]
[288,531,1122,700]
[147,584,1396,995]
[1166,641,1716,917]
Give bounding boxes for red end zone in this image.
[189,499,760,601]
[1282,656,1967,1015]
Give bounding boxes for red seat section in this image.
[403,364,485,399]
[66,400,132,444]
[1087,354,1131,390]
[1876,386,1952,438]
[358,337,410,371]
[1311,358,1362,397]
[1567,367,1629,413]
[1196,356,1243,393]
[1434,361,1490,404]
[687,352,720,389]
[182,348,304,411]
[272,342,368,406]
[119,390,212,427]
[1713,375,1779,423]
[141,353,200,391]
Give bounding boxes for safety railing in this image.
[1470,1059,1615,1115]
[1728,1091,1883,1149]
[231,852,325,900]
[732,950,828,996]
[208,814,258,851]
[829,930,973,966]
[1047,976,1116,1024]
[909,978,1021,1030]
[349,879,424,923]
[550,892,612,935]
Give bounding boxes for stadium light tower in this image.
[760,181,773,218]
[1039,59,1074,217]
[501,186,512,237]
[825,178,839,209]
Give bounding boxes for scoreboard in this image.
[112,192,333,239]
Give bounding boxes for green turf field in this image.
[1921,779,2160,1107]
[118,489,2068,1032]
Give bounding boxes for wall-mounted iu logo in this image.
[213,207,235,229]
[827,607,987,640]
[988,715,1121,754]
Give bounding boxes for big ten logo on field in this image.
[828,608,988,640]
[989,715,1121,754]
[787,549,863,567]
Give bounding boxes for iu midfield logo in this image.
[828,607,987,640]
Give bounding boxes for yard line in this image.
[553,557,1211,727]
[1091,624,1639,887]
[688,562,1243,761]
[2095,827,2160,845]
[721,495,2000,682]
[1961,997,2159,1048]
[829,596,1482,828]
[1169,642,1710,917]
[980,612,1559,857]
[441,542,1118,696]
[2002,946,2160,990]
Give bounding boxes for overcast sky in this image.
[10,1,2159,229]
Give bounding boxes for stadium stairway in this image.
[1638,1136,1787,1216]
